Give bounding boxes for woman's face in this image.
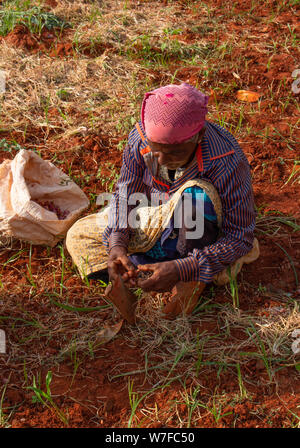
[148,127,206,170]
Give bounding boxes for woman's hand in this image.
[136,261,180,292]
[107,246,137,287]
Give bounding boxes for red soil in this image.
[0,0,299,429]
[0,121,299,427]
[1,24,111,58]
[1,231,300,428]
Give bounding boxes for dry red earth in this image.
[0,24,113,57]
[0,0,299,428]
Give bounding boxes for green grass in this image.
[0,138,24,154]
[127,380,170,428]
[255,213,299,287]
[246,320,273,381]
[227,266,240,309]
[48,292,110,313]
[25,244,36,290]
[27,370,69,426]
[0,1,71,36]
[236,363,248,399]
[0,379,12,428]
[180,385,202,428]
[122,33,217,68]
[96,162,120,192]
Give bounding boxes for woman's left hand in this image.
[136,261,180,292]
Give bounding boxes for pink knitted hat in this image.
[141,83,209,144]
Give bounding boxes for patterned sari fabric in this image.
[132,185,219,263]
[65,178,260,286]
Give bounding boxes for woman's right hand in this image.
[107,246,137,286]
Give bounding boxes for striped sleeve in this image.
[174,153,256,283]
[102,137,146,252]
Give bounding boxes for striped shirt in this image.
[102,120,256,283]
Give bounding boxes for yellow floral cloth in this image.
[65,178,259,285]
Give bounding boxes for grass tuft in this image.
[0,2,71,37]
